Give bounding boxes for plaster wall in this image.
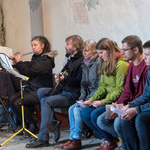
[2,0,31,60]
[42,0,150,73]
[1,0,150,73]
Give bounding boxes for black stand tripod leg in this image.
[0,98,17,129]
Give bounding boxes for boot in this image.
[26,139,49,148]
[59,140,72,148]
[63,139,82,150]
[51,120,62,142]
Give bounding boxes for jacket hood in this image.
[42,50,58,58]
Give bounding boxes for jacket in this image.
[129,66,150,113]
[14,51,56,90]
[89,54,129,106]
[61,50,84,94]
[116,59,148,105]
[79,55,100,101]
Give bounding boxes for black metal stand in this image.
[0,68,17,131]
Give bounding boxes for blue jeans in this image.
[81,106,106,139]
[37,87,79,141]
[115,117,139,150]
[97,111,119,141]
[135,112,150,150]
[116,112,150,150]
[69,103,87,140]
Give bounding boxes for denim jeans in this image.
[97,111,119,141]
[115,117,138,150]
[37,87,79,141]
[135,112,150,150]
[80,106,106,139]
[69,103,87,140]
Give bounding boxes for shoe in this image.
[95,139,118,150]
[63,139,82,150]
[59,140,72,148]
[51,120,62,142]
[26,139,49,148]
[28,123,39,134]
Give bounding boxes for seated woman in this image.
[80,38,129,150]
[10,36,57,134]
[60,39,100,150]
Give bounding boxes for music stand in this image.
[0,58,38,146]
[0,54,17,130]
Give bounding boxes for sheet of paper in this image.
[0,54,13,69]
[4,66,28,81]
[110,107,126,115]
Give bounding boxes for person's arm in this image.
[100,60,129,105]
[78,67,88,100]
[15,56,52,77]
[115,65,132,104]
[89,74,107,102]
[129,68,149,107]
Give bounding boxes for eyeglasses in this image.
[121,47,135,52]
[83,49,89,53]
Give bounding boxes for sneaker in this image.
[59,140,72,148]
[95,139,118,150]
[63,139,82,150]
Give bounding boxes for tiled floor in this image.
[0,126,123,150]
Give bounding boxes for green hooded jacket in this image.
[89,55,129,105]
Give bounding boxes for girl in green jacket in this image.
[80,38,129,142]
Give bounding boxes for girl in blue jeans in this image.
[81,38,129,150]
[60,39,100,150]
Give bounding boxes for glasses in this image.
[83,49,89,53]
[121,47,135,52]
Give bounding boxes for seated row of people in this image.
[10,34,150,150]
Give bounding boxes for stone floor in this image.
[0,126,123,150]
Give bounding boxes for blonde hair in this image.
[66,35,83,51]
[84,39,97,54]
[96,38,121,76]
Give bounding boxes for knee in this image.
[37,88,45,99]
[81,108,89,121]
[90,111,97,123]
[135,114,142,129]
[114,117,124,133]
[40,97,49,107]
[97,112,106,130]
[69,104,76,114]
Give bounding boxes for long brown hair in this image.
[96,38,121,76]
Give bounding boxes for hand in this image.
[92,101,102,108]
[120,107,137,121]
[112,103,124,109]
[121,105,130,112]
[83,100,92,107]
[55,73,64,83]
[76,100,84,105]
[10,54,22,65]
[109,112,118,120]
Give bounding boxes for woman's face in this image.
[97,49,110,61]
[31,40,44,55]
[83,46,94,59]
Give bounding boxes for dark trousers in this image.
[9,87,40,125]
[37,87,79,141]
